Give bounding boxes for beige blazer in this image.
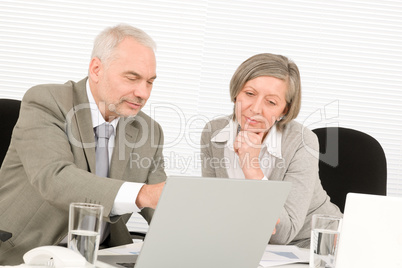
[0,78,166,265]
[201,116,342,248]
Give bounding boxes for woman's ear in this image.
[283,104,290,117]
[278,105,289,121]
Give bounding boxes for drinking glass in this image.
[68,202,103,266]
[309,214,342,268]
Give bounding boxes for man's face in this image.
[91,37,156,121]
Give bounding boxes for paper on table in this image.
[99,241,143,255]
[259,244,310,267]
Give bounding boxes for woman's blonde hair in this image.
[230,53,301,131]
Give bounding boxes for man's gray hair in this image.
[91,24,156,65]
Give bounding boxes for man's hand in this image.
[135,182,165,209]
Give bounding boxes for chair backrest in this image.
[312,127,387,212]
[0,99,21,167]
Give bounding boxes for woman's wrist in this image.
[243,168,264,180]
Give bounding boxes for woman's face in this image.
[235,76,288,134]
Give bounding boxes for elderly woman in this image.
[200,53,342,248]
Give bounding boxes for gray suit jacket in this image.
[201,116,342,248]
[0,78,166,264]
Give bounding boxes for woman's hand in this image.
[272,218,280,235]
[234,130,265,179]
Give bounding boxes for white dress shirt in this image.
[60,82,145,245]
[211,119,283,180]
[86,81,143,215]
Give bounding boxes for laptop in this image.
[98,176,291,268]
[336,193,402,268]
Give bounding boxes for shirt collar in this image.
[211,119,283,159]
[265,123,283,159]
[86,80,119,130]
[211,119,237,143]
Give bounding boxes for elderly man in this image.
[0,24,166,264]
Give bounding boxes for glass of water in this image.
[309,214,342,268]
[68,202,103,266]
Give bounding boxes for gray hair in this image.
[91,24,156,66]
[230,53,301,131]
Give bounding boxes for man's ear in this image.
[88,57,102,83]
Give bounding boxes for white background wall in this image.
[1,0,402,197]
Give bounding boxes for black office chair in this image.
[312,127,387,213]
[0,98,21,167]
[0,99,20,242]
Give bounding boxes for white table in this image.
[97,243,310,268]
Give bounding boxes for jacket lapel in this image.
[211,142,229,178]
[210,118,231,178]
[71,78,96,173]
